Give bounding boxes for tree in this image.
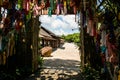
[61,33,80,46]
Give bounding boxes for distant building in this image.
[39,26,61,48]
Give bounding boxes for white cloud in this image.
[39,15,79,35]
[54,29,68,36]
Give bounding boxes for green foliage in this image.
[81,64,100,80]
[97,0,120,27]
[61,33,80,46]
[38,56,44,68]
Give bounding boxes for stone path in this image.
[25,42,82,80]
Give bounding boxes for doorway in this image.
[38,15,81,80]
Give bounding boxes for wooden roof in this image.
[39,26,60,40]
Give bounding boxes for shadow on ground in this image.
[24,59,84,80]
[43,59,80,69]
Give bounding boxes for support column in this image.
[80,10,85,67]
[31,16,40,72]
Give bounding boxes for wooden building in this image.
[39,26,61,48]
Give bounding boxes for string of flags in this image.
[0,0,79,16]
[0,0,80,35]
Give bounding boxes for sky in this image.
[39,15,80,36]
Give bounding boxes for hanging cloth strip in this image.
[56,0,60,15]
[23,0,27,12]
[63,0,67,15]
[17,0,23,10]
[50,0,53,12]
[73,6,77,22]
[23,0,30,14]
[33,3,39,17]
[0,0,3,6]
[48,7,52,16]
[60,0,63,14]
[45,0,50,8]
[40,0,45,15]
[41,0,45,9]
[2,0,9,9]
[53,0,56,13]
[48,0,52,16]
[26,0,30,12]
[67,0,70,10]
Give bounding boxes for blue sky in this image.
[39,15,79,36]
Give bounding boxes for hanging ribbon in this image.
[40,0,45,15]
[0,13,2,21]
[23,0,30,14]
[2,0,9,9]
[60,0,63,14]
[33,0,44,17]
[17,0,23,10]
[15,19,23,32]
[26,11,31,21]
[56,4,60,15]
[26,0,30,11]
[45,0,50,8]
[36,0,38,4]
[41,0,45,9]
[33,4,38,17]
[67,0,70,10]
[73,6,77,14]
[23,0,27,11]
[56,0,60,15]
[53,0,56,13]
[0,7,2,21]
[0,0,3,6]
[70,0,75,7]
[63,0,67,15]
[50,0,53,11]
[48,7,52,16]
[46,0,53,16]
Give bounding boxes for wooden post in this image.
[80,10,85,67]
[31,16,40,72]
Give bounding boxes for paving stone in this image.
[36,78,40,80]
[43,69,49,73]
[48,69,56,73]
[71,72,78,75]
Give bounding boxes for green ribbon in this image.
[48,7,52,16]
[53,0,56,11]
[26,11,31,21]
[50,0,53,11]
[67,0,70,10]
[17,0,23,9]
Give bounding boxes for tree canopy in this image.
[61,33,80,46]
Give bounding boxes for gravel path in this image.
[25,42,82,80]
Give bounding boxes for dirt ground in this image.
[25,42,83,80]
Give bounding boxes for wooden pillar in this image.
[55,40,57,48]
[46,40,48,46]
[44,40,46,46]
[80,10,85,67]
[56,40,58,47]
[53,40,55,48]
[52,41,54,48]
[42,39,45,47]
[58,39,60,47]
[50,40,52,47]
[31,16,40,72]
